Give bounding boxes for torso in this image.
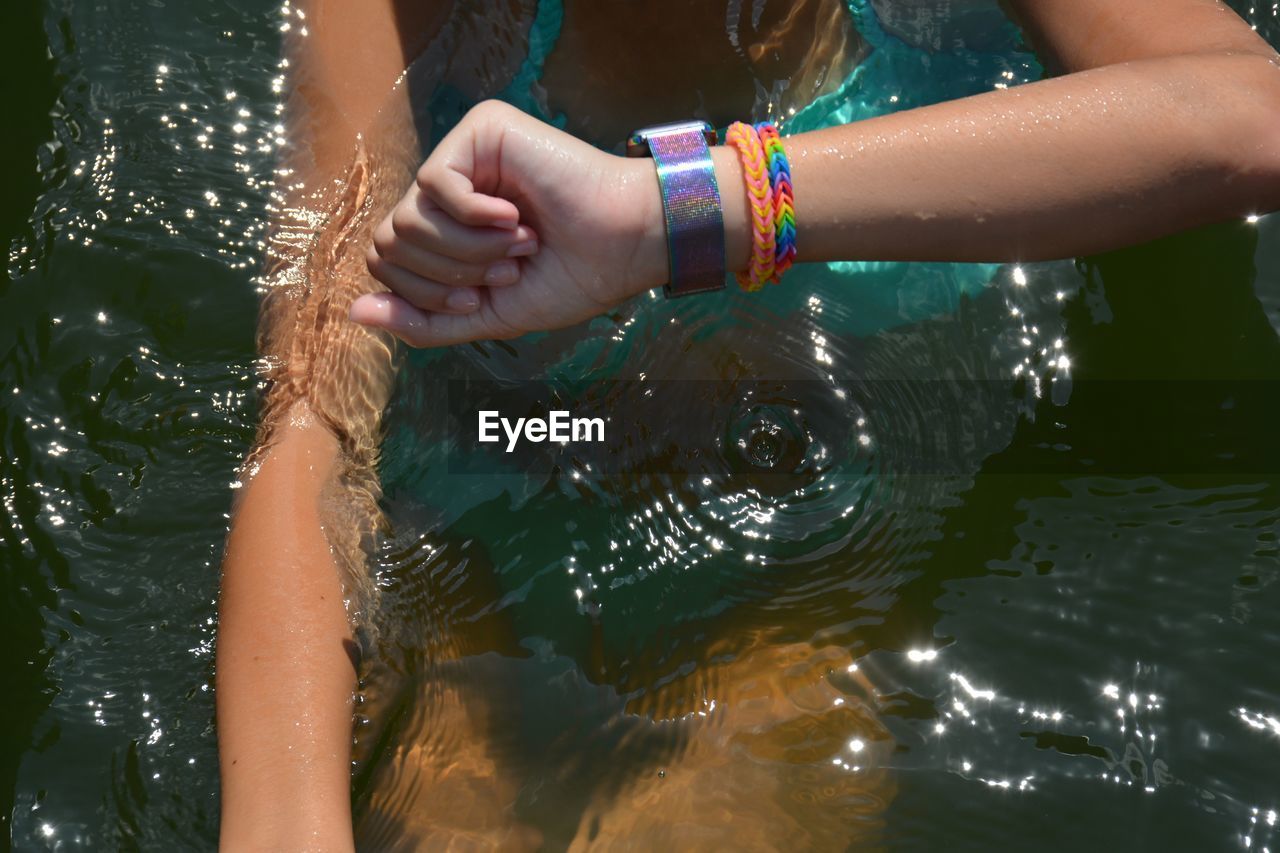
[538,0,868,144]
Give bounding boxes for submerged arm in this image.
[215,0,427,847]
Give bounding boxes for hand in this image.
[351,100,667,347]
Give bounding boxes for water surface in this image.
[3,0,1279,849]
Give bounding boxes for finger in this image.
[365,255,482,314]
[385,188,538,262]
[350,292,516,348]
[367,239,521,288]
[417,153,520,230]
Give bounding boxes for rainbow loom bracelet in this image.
[755,122,797,283]
[725,121,776,292]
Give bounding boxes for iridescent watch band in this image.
[626,121,726,298]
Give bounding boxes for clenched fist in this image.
[351,100,669,347]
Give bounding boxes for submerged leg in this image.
[569,640,895,850]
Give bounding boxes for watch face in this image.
[626,120,717,157]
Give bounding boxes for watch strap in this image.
[628,122,726,297]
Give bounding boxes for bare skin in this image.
[215,0,424,848]
[218,406,359,851]
[217,1,1280,849]
[538,0,868,143]
[558,641,895,851]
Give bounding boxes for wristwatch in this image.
[626,120,726,297]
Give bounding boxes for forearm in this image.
[701,51,1280,272]
[217,408,357,852]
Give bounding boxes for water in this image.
[3,0,1279,849]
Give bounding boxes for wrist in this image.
[219,808,354,853]
[621,156,670,298]
[710,145,751,277]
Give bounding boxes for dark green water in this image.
[3,0,1280,849]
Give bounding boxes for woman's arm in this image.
[759,3,1280,267]
[352,0,1280,347]
[215,0,428,847]
[217,409,360,850]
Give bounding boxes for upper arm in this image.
[1001,0,1278,72]
[288,0,450,171]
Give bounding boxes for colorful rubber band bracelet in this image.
[755,122,797,282]
[725,121,776,292]
[626,120,726,297]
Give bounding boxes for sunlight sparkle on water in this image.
[951,672,996,701]
[1237,707,1280,736]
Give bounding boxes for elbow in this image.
[1217,52,1280,216]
